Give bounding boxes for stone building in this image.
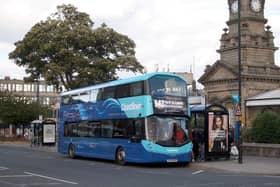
[0,76,60,137]
[198,0,280,126]
[0,76,59,106]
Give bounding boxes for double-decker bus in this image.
[58,72,192,165]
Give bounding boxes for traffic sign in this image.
[236,105,241,116]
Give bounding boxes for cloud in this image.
[116,0,226,80]
[0,60,26,79]
[0,0,55,43]
[0,42,14,53]
[0,0,279,84]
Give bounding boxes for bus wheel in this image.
[116,147,126,165]
[68,144,75,159]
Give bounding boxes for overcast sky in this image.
[1,0,280,87]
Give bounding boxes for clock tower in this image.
[199,0,280,126]
[223,0,275,67]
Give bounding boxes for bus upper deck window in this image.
[131,82,143,96]
[90,89,98,102]
[62,96,70,105]
[80,92,90,103]
[71,94,79,104]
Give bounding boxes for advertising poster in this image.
[208,112,228,152]
[43,124,56,143]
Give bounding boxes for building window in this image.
[47,85,54,92]
[24,84,31,92]
[16,84,23,92]
[40,85,46,92]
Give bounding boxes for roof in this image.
[246,89,280,106]
[61,72,187,96]
[247,89,280,100]
[31,120,43,124]
[198,61,238,83]
[190,105,209,112]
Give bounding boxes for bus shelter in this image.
[30,119,56,146]
[190,104,230,161]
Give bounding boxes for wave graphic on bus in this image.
[94,98,127,119]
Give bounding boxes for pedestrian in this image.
[192,129,199,161]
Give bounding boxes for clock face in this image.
[250,0,262,12]
[231,0,238,14]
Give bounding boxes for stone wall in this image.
[243,143,280,157]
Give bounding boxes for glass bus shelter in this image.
[190,104,230,161]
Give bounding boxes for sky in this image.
[1,0,280,88]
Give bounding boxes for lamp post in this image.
[36,78,41,120]
[237,0,243,164]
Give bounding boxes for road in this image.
[0,146,279,187]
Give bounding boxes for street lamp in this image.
[36,78,41,120]
[237,0,243,164]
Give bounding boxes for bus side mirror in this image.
[130,136,141,143]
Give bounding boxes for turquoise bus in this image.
[58,72,192,165]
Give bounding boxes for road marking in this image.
[25,182,61,185]
[192,170,205,175]
[0,174,32,178]
[24,172,78,185]
[0,167,8,171]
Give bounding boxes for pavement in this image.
[192,156,280,176]
[1,141,280,176]
[0,141,57,152]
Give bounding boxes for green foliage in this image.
[251,111,280,144]
[9,4,143,90]
[242,127,253,142]
[0,91,52,126]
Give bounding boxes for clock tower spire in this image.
[228,0,266,36]
[220,0,277,66]
[199,0,280,126]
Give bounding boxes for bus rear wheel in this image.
[115,147,126,165]
[68,144,75,159]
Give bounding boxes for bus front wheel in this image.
[115,147,126,165]
[68,144,75,159]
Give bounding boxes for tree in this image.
[251,111,280,144]
[9,4,143,90]
[0,91,52,135]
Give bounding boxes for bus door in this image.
[99,121,114,158]
[126,119,144,159]
[88,121,101,156]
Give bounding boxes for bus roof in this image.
[31,120,43,124]
[61,72,186,96]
